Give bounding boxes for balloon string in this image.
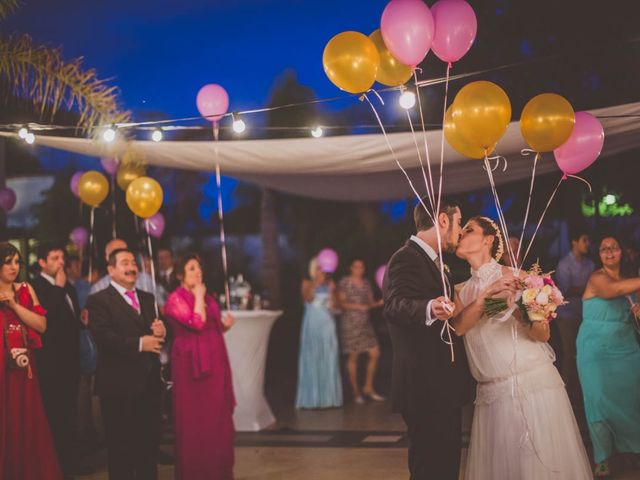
[483,156,518,273]
[144,219,160,318]
[520,175,564,267]
[88,206,95,280]
[405,110,435,215]
[365,92,453,362]
[565,174,593,192]
[413,70,437,208]
[213,123,231,310]
[517,152,539,270]
[111,174,117,239]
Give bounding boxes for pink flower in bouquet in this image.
[525,275,544,289]
[551,287,564,305]
[543,277,554,287]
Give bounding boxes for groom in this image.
[383,198,470,480]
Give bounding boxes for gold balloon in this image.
[323,31,380,94]
[116,163,147,191]
[450,81,512,149]
[369,29,412,87]
[78,171,109,207]
[126,176,163,218]
[444,106,496,159]
[520,93,575,152]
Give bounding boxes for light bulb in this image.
[603,194,616,206]
[102,126,116,142]
[399,91,416,110]
[311,126,323,138]
[151,129,163,142]
[25,133,35,145]
[232,118,246,134]
[18,127,28,139]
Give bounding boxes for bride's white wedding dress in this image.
[459,259,591,480]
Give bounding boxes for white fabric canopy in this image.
[5,102,639,200]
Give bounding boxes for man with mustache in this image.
[86,248,166,480]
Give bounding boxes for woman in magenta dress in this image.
[0,242,63,479]
[164,253,235,480]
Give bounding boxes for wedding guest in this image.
[164,253,235,479]
[86,248,166,479]
[33,242,82,476]
[338,258,384,404]
[556,226,594,407]
[0,242,63,479]
[578,235,640,477]
[90,239,156,298]
[296,258,343,409]
[157,247,178,294]
[67,256,99,449]
[502,235,521,268]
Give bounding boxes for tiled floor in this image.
[77,400,640,479]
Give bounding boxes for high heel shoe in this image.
[363,391,385,402]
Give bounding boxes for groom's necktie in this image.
[125,290,141,313]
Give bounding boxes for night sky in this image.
[4,0,393,120]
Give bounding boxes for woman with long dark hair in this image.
[578,235,640,477]
[0,242,62,479]
[164,253,235,479]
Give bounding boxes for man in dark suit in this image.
[33,242,82,477]
[86,248,166,480]
[383,198,470,480]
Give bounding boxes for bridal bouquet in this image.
[484,264,566,323]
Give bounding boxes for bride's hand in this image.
[483,274,518,300]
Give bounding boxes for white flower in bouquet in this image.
[522,289,537,305]
[536,292,550,306]
[542,285,553,295]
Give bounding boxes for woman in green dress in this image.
[577,235,640,477]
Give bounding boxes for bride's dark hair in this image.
[468,216,504,261]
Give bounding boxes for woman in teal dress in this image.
[295,258,343,409]
[578,235,640,477]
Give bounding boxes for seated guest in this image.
[0,242,63,479]
[86,248,166,480]
[164,253,235,480]
[33,242,81,476]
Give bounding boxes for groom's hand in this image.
[431,296,455,321]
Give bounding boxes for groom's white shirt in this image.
[410,235,439,327]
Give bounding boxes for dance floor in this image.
[77,400,640,479]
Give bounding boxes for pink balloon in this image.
[145,212,166,239]
[317,248,339,273]
[70,226,89,248]
[196,84,229,123]
[431,0,477,63]
[381,0,435,67]
[0,188,16,213]
[101,157,119,176]
[70,171,84,198]
[375,265,387,290]
[553,112,605,176]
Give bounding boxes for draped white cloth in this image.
[458,260,591,480]
[3,102,639,200]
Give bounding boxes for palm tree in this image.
[0,0,130,132]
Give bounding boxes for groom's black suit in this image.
[383,239,470,480]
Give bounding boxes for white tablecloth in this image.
[224,310,281,431]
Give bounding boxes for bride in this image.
[452,216,591,479]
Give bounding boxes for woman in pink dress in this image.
[0,242,63,480]
[164,253,235,480]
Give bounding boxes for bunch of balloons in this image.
[323,0,477,93]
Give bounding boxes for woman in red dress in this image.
[164,253,235,480]
[0,242,63,480]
